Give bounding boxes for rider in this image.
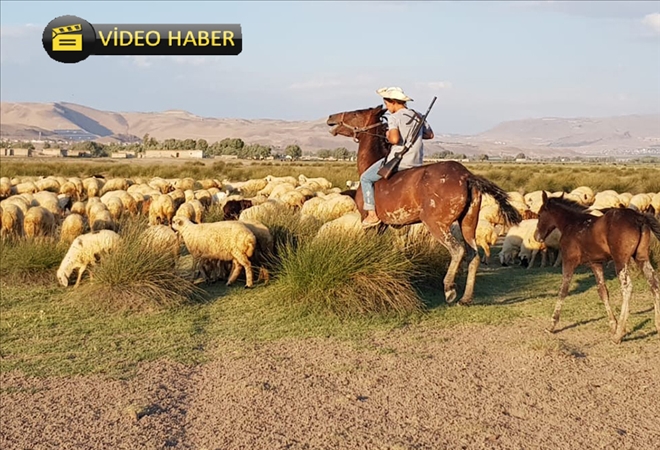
[360,86,435,228]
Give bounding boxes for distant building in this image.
[111,152,134,159]
[145,150,204,159]
[2,148,31,157]
[40,148,65,157]
[62,149,91,157]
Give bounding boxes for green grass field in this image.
[1,159,659,380]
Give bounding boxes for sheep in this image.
[13,181,39,195]
[238,199,288,223]
[569,186,595,206]
[268,182,296,200]
[346,180,360,190]
[149,193,176,226]
[90,209,117,232]
[278,190,308,210]
[652,192,660,216]
[299,175,333,190]
[518,222,562,269]
[23,206,56,239]
[299,193,357,223]
[57,194,73,213]
[498,219,540,266]
[171,216,257,287]
[175,202,197,223]
[56,230,121,287]
[59,181,80,201]
[1,203,24,240]
[142,225,180,261]
[35,177,61,193]
[198,179,220,190]
[0,177,12,199]
[194,189,213,210]
[71,201,87,217]
[105,196,124,221]
[148,177,173,194]
[173,177,201,192]
[1,196,31,215]
[82,177,104,198]
[168,189,187,211]
[222,178,269,195]
[32,191,63,221]
[618,192,633,207]
[589,192,624,211]
[475,220,499,265]
[60,213,86,245]
[265,175,298,186]
[628,193,653,213]
[314,211,363,240]
[223,199,253,220]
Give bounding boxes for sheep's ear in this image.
[541,191,548,203]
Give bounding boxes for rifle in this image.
[377,96,437,180]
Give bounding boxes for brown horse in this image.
[327,105,522,305]
[534,192,660,343]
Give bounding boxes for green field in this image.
[1,159,659,380]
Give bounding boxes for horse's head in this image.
[535,191,557,243]
[327,105,386,140]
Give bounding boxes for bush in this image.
[0,237,67,284]
[270,232,424,317]
[67,220,203,312]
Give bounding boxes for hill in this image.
[1,101,659,157]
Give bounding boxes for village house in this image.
[145,150,204,159]
[1,148,32,157]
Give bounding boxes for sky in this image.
[1,1,659,135]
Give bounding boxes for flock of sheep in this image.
[0,173,359,288]
[2,172,660,291]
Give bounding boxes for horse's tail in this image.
[642,212,660,241]
[467,174,523,227]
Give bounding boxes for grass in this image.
[1,159,659,380]
[65,218,204,312]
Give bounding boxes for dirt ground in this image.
[2,318,659,450]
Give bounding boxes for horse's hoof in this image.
[545,327,557,334]
[458,298,472,307]
[445,290,457,304]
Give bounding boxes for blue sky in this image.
[1,1,659,135]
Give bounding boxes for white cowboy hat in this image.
[376,86,413,102]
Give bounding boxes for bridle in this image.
[332,112,386,142]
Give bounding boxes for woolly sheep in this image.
[569,186,595,206]
[0,177,12,199]
[618,192,633,207]
[148,177,173,194]
[171,216,257,287]
[173,177,202,192]
[475,221,499,265]
[299,194,357,223]
[105,196,124,221]
[142,225,180,261]
[265,175,298,186]
[299,175,332,190]
[59,181,80,201]
[60,213,86,245]
[169,189,187,210]
[149,193,176,226]
[314,211,363,240]
[652,192,660,215]
[35,177,61,193]
[90,209,117,232]
[239,199,288,223]
[628,193,653,213]
[82,177,104,198]
[175,202,197,223]
[498,219,539,266]
[32,191,63,220]
[23,206,56,238]
[518,220,562,269]
[194,189,212,210]
[1,203,24,240]
[590,192,624,211]
[278,190,308,210]
[71,201,87,217]
[57,230,121,287]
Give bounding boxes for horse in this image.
[534,191,660,343]
[327,104,522,305]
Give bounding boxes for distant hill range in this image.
[1,101,659,158]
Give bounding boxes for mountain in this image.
[1,101,659,158]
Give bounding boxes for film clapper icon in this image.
[52,24,83,51]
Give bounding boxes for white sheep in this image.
[628,193,653,213]
[475,220,499,265]
[57,230,121,287]
[315,211,363,240]
[142,225,181,261]
[171,216,257,287]
[1,203,24,240]
[498,219,539,266]
[60,213,86,245]
[299,175,333,190]
[149,193,176,226]
[23,206,56,238]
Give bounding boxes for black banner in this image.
[93,24,242,56]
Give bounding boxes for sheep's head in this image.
[171,216,189,232]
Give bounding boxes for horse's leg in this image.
[613,261,633,344]
[553,251,562,268]
[548,260,577,333]
[590,262,617,333]
[454,188,481,305]
[636,259,660,335]
[527,249,538,270]
[540,248,548,268]
[423,220,465,304]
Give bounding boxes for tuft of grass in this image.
[270,232,424,317]
[0,236,67,284]
[66,219,204,312]
[204,203,225,223]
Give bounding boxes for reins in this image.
[335,112,386,142]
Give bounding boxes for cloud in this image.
[0,23,41,38]
[641,12,660,35]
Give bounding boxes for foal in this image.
[535,192,660,344]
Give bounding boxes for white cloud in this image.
[0,23,41,38]
[641,13,660,35]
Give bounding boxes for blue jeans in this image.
[360,158,384,211]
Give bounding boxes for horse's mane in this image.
[369,107,391,157]
[547,196,590,214]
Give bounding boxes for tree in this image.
[285,144,302,159]
[515,152,526,160]
[182,138,196,150]
[317,149,331,159]
[477,153,489,161]
[333,147,349,160]
[43,142,51,149]
[196,139,208,151]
